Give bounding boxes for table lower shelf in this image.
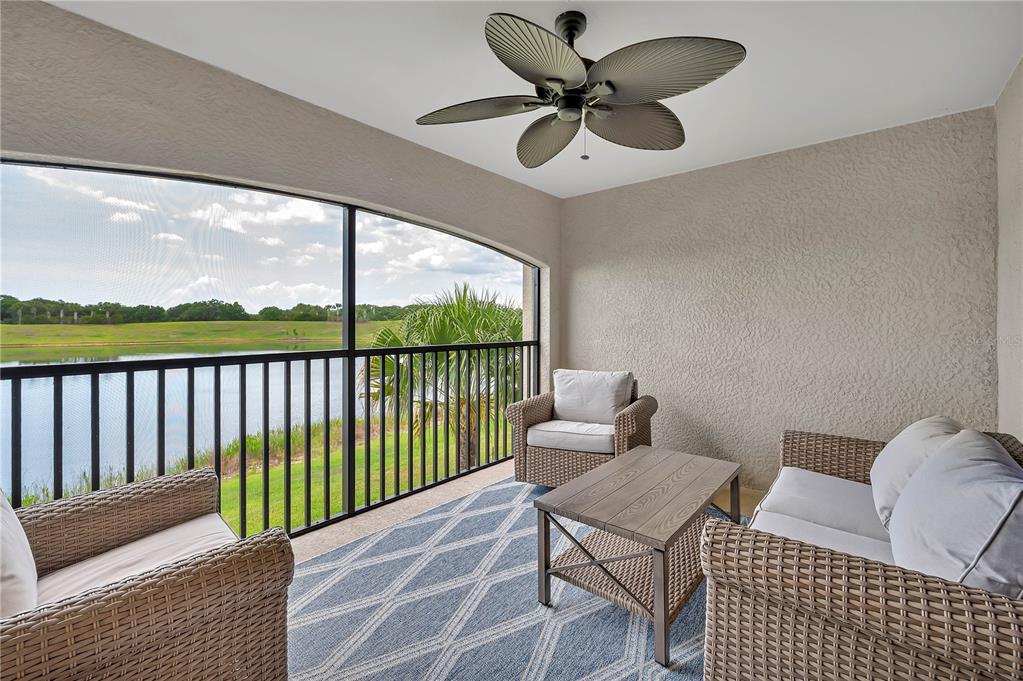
[549,514,707,625]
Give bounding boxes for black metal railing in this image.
[0,339,539,538]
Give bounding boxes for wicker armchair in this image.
[0,468,294,681]
[701,430,1023,681]
[507,380,658,487]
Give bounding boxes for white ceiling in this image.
[54,1,1023,198]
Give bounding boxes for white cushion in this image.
[552,369,633,425]
[750,510,894,564]
[1,495,37,617]
[37,513,236,606]
[870,416,962,528]
[752,467,889,542]
[889,430,1023,599]
[527,420,616,454]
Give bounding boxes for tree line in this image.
[0,295,431,324]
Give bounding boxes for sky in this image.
[0,165,525,311]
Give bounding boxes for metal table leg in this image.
[729,476,741,524]
[538,509,551,606]
[653,547,670,666]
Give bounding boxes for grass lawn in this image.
[0,320,400,363]
[218,420,513,536]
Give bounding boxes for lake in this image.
[0,351,370,497]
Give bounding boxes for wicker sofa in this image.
[507,369,658,487]
[0,468,294,681]
[701,429,1023,681]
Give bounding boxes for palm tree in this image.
[360,285,524,470]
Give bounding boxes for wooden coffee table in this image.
[534,445,741,666]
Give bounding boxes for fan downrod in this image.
[554,11,586,47]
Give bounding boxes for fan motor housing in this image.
[556,94,584,122]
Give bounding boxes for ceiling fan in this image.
[416,11,746,168]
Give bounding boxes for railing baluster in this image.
[444,351,450,480]
[475,348,482,469]
[511,347,517,409]
[518,347,524,403]
[501,348,507,459]
[10,378,21,507]
[91,373,100,490]
[284,361,291,533]
[485,348,491,464]
[187,367,195,469]
[239,364,247,538]
[304,359,311,528]
[455,350,462,475]
[53,377,62,499]
[393,353,400,494]
[126,371,135,484]
[364,359,371,508]
[432,352,438,484]
[262,362,270,531]
[407,352,413,490]
[419,352,426,488]
[469,350,476,470]
[157,368,165,477]
[213,366,221,480]
[323,358,330,521]
[378,357,385,501]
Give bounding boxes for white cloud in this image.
[186,195,330,236]
[249,281,341,304]
[357,240,385,254]
[228,191,269,206]
[200,254,224,261]
[109,211,142,223]
[258,236,285,246]
[24,167,157,212]
[260,256,280,264]
[170,275,220,298]
[153,232,185,243]
[188,203,247,233]
[290,254,315,267]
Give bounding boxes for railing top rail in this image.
[0,340,539,380]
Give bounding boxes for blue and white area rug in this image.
[288,479,716,680]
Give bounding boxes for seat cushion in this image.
[37,513,236,606]
[552,369,633,425]
[751,510,894,564]
[527,420,616,454]
[870,416,962,528]
[1,495,37,617]
[889,430,1023,598]
[752,467,889,542]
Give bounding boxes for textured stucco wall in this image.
[562,110,999,489]
[997,59,1023,437]
[0,1,561,379]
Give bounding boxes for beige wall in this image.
[997,59,1023,437]
[562,110,999,488]
[0,1,561,381]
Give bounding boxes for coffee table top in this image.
[534,445,740,551]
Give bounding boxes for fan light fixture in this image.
[416,11,746,168]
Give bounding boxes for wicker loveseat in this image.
[0,468,294,681]
[701,429,1023,681]
[507,369,658,487]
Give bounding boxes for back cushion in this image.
[870,416,961,528]
[1,494,37,617]
[888,430,1023,598]
[552,369,633,425]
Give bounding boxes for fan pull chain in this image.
[581,124,590,161]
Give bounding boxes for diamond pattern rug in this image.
[288,479,714,680]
